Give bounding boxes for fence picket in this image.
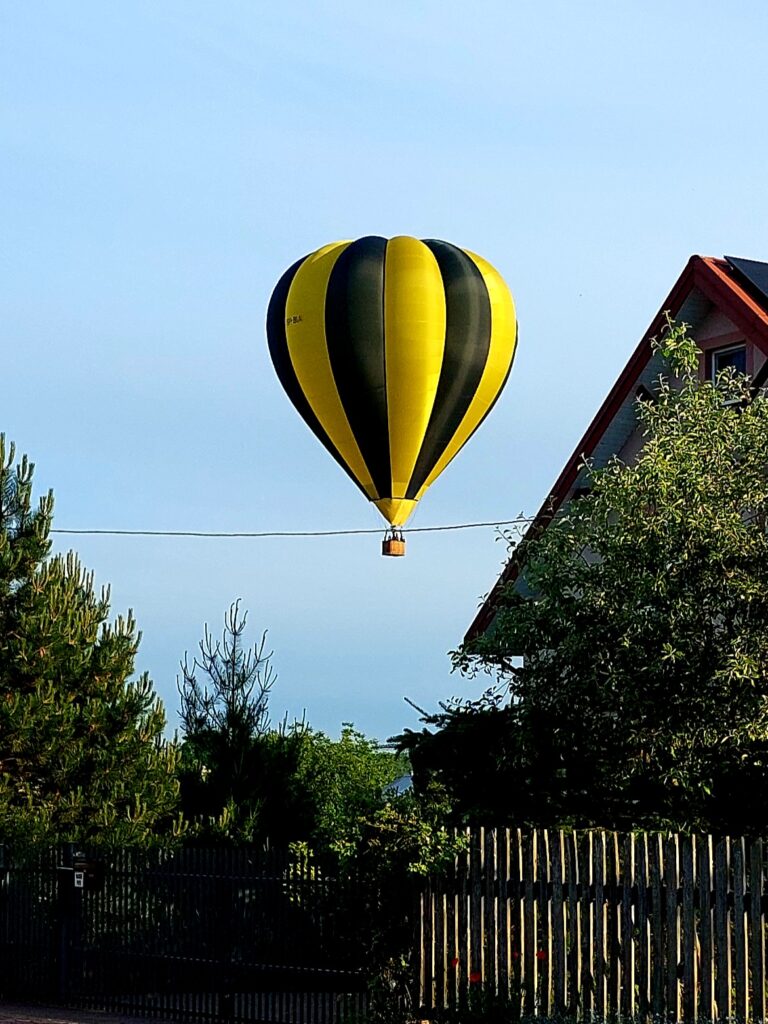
[538,828,552,1016]
[649,833,665,1018]
[635,833,650,1021]
[681,834,697,1023]
[512,828,524,1017]
[593,830,607,1017]
[714,836,732,1021]
[551,830,566,1016]
[581,831,595,1017]
[456,828,470,1007]
[733,836,749,1022]
[436,872,447,1011]
[446,841,458,1008]
[561,831,581,1015]
[496,828,511,1001]
[620,833,635,1020]
[484,827,498,995]
[606,832,620,1018]
[470,827,483,989]
[565,831,582,1016]
[523,828,537,1015]
[750,838,765,1024]
[697,834,714,1022]
[664,834,682,1022]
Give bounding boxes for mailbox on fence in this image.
[74,855,103,890]
[57,846,103,891]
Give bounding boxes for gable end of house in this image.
[465,255,768,643]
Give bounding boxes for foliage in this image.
[178,599,275,743]
[351,783,463,878]
[404,319,768,833]
[297,723,409,854]
[425,985,524,1024]
[397,692,526,825]
[337,783,467,1022]
[0,435,182,845]
[177,601,309,842]
[176,603,427,1012]
[178,605,407,845]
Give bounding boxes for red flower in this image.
[511,950,520,960]
[450,957,459,969]
[536,950,547,960]
[469,971,482,984]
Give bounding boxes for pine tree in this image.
[176,601,306,841]
[0,435,181,844]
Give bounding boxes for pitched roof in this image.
[465,254,768,642]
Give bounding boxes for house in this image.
[465,255,768,643]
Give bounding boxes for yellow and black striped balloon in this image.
[266,236,517,527]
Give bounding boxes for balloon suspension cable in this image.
[381,526,406,558]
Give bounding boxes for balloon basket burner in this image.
[382,531,406,557]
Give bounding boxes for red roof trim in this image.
[695,258,768,353]
[465,255,768,641]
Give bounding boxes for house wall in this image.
[616,421,644,465]
[612,310,765,469]
[694,308,767,379]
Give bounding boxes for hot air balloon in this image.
[266,236,517,555]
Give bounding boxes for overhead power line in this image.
[50,516,535,540]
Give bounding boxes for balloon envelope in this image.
[266,235,517,526]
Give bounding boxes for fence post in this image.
[56,842,85,1003]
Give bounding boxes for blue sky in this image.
[3,1,768,741]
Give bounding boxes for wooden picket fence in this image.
[417,828,768,1021]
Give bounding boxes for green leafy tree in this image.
[332,782,466,1021]
[404,320,768,833]
[294,724,410,853]
[0,436,181,845]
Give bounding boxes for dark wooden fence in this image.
[418,827,768,1021]
[0,843,367,1024]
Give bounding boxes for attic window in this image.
[711,344,747,380]
[635,384,656,404]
